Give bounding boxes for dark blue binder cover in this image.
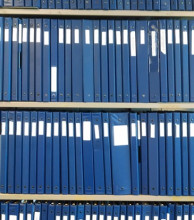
[30,112,37,194]
[152,205,159,220]
[70,204,77,220]
[124,0,130,8]
[56,0,62,8]
[108,20,116,102]
[171,0,177,9]
[134,205,141,220]
[60,112,68,194]
[20,203,27,220]
[42,203,48,220]
[82,112,94,194]
[168,204,175,220]
[175,205,182,220]
[102,0,109,9]
[131,0,137,8]
[25,0,32,6]
[41,0,47,8]
[113,205,120,220]
[178,0,185,9]
[34,203,41,220]
[189,20,194,102]
[48,204,55,220]
[189,113,194,195]
[85,0,91,8]
[49,0,55,8]
[127,205,134,220]
[146,0,152,9]
[92,0,101,9]
[101,20,108,102]
[37,112,45,194]
[0,18,4,101]
[84,204,91,220]
[99,205,105,220]
[148,113,159,195]
[117,0,123,8]
[110,112,131,195]
[183,205,189,220]
[186,0,192,9]
[1,202,8,220]
[120,205,126,220]
[43,19,51,102]
[142,205,151,220]
[33,0,40,7]
[53,112,60,194]
[78,0,84,9]
[27,203,34,220]
[70,0,76,9]
[83,19,94,102]
[190,205,194,220]
[18,19,22,101]
[153,0,160,9]
[160,205,167,220]
[136,20,149,103]
[110,0,116,8]
[63,0,69,8]
[14,0,24,6]
[75,112,84,194]
[161,0,170,9]
[106,205,112,220]
[55,204,62,220]
[63,204,69,220]
[138,0,145,9]
[68,112,76,194]
[77,204,84,220]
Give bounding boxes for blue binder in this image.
[43,19,51,102]
[131,0,137,9]
[189,113,194,195]
[146,0,152,9]
[148,113,159,195]
[161,0,170,9]
[1,202,8,220]
[120,205,127,220]
[108,20,116,102]
[63,0,69,8]
[85,0,91,8]
[99,205,105,220]
[15,111,23,193]
[42,203,48,220]
[83,20,94,102]
[127,205,134,220]
[56,0,62,8]
[75,112,84,194]
[70,0,76,9]
[134,205,141,220]
[171,0,177,9]
[160,205,167,220]
[41,0,47,7]
[27,203,34,220]
[178,0,185,9]
[113,205,120,220]
[82,112,94,194]
[102,113,112,195]
[136,20,149,103]
[45,112,52,194]
[20,203,27,220]
[78,0,84,9]
[77,204,84,220]
[37,112,45,194]
[106,205,112,220]
[53,112,60,194]
[117,0,123,9]
[48,204,55,220]
[123,0,130,9]
[68,112,76,194]
[70,204,77,220]
[186,0,192,9]
[14,0,24,6]
[33,0,40,7]
[0,18,4,101]
[55,204,62,220]
[25,0,32,6]
[110,112,131,195]
[49,0,55,8]
[181,113,189,195]
[85,204,91,220]
[35,203,41,220]
[60,112,68,194]
[62,204,69,220]
[72,20,83,102]
[138,0,145,9]
[92,0,101,9]
[189,20,194,102]
[152,206,159,220]
[159,20,168,102]
[30,111,37,194]
[183,205,189,220]
[142,205,151,220]
[153,0,160,9]
[130,113,139,195]
[175,206,182,220]
[168,204,175,220]
[17,19,21,101]
[110,0,116,8]
[190,205,194,220]
[92,112,105,194]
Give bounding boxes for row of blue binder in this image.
[2,202,194,220]
[2,17,194,103]
[1,110,194,196]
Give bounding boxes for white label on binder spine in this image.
[160,29,166,54]
[92,214,97,220]
[168,29,172,44]
[66,28,71,44]
[23,27,27,43]
[30,27,34,43]
[167,213,170,220]
[19,24,22,44]
[86,215,90,220]
[182,122,187,137]
[10,215,16,220]
[116,31,121,45]
[70,215,75,220]
[121,215,125,220]
[175,29,180,44]
[74,29,79,44]
[1,122,5,135]
[20,213,24,220]
[24,122,29,136]
[103,122,108,137]
[9,121,14,135]
[4,29,9,42]
[51,66,57,92]
[62,121,67,136]
[107,216,111,220]
[160,122,165,137]
[44,31,49,46]
[31,122,37,137]
[123,29,128,44]
[177,216,182,220]
[1,214,5,220]
[68,122,74,137]
[76,123,81,137]
[54,122,59,136]
[83,121,91,141]
[175,123,180,138]
[63,216,67,220]
[36,27,41,43]
[150,124,155,138]
[59,28,64,43]
[192,215,194,220]
[99,215,104,220]
[190,123,194,137]
[183,31,188,45]
[39,121,44,135]
[27,214,31,220]
[13,27,17,42]
[109,29,113,44]
[136,215,140,220]
[130,31,136,56]
[85,29,90,44]
[46,123,51,137]
[56,216,60,220]
[16,121,21,136]
[34,212,40,220]
[167,122,172,136]
[151,31,157,56]
[138,120,140,140]
[192,30,194,55]
[154,217,158,220]
[113,125,128,146]
[140,30,145,44]
[184,215,188,220]
[94,29,99,44]
[114,217,118,220]
[145,216,149,220]
[128,216,132,220]
[141,122,146,137]
[131,123,136,137]
[94,124,100,139]
[102,31,107,45]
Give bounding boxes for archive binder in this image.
[42,203,48,220]
[48,204,55,220]
[186,0,192,10]
[77,204,84,220]
[0,17,3,101]
[161,0,170,10]
[189,113,194,195]
[18,19,22,101]
[55,204,62,219]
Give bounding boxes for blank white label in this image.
[141,122,146,137]
[94,29,99,44]
[63,216,67,220]
[1,214,5,220]
[92,215,97,220]
[36,27,41,43]
[31,122,37,137]
[167,213,170,220]
[56,216,60,220]
[107,216,111,220]
[85,29,90,44]
[68,122,74,137]
[34,212,40,220]
[184,215,188,220]
[4,29,9,42]
[54,122,59,136]
[99,215,104,220]
[70,215,75,220]
[103,122,109,137]
[62,121,67,136]
[83,121,91,141]
[138,120,140,140]
[39,121,44,135]
[175,29,180,44]
[123,29,128,44]
[109,29,113,44]
[192,215,194,220]
[16,121,21,136]
[23,27,27,43]
[190,123,194,137]
[44,31,49,45]
[102,31,107,45]
[145,216,149,220]
[183,31,188,45]
[9,121,14,135]
[66,29,71,44]
[136,215,140,220]
[20,213,24,220]
[121,215,125,220]
[130,31,136,56]
[175,123,180,138]
[168,29,172,44]
[1,122,6,135]
[74,29,79,44]
[128,217,132,220]
[94,124,100,139]
[154,217,158,220]
[76,123,81,137]
[13,27,17,42]
[177,216,182,220]
[24,122,29,136]
[30,27,34,43]
[10,215,17,220]
[46,123,51,137]
[182,122,187,137]
[140,30,145,44]
[150,124,155,138]
[59,28,64,43]
[114,217,118,220]
[19,24,22,44]
[160,29,166,54]
[116,31,121,45]
[86,215,90,220]
[151,31,157,56]
[160,122,165,137]
[167,122,172,136]
[27,214,31,220]
[113,125,129,146]
[51,67,57,93]
[131,123,136,137]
